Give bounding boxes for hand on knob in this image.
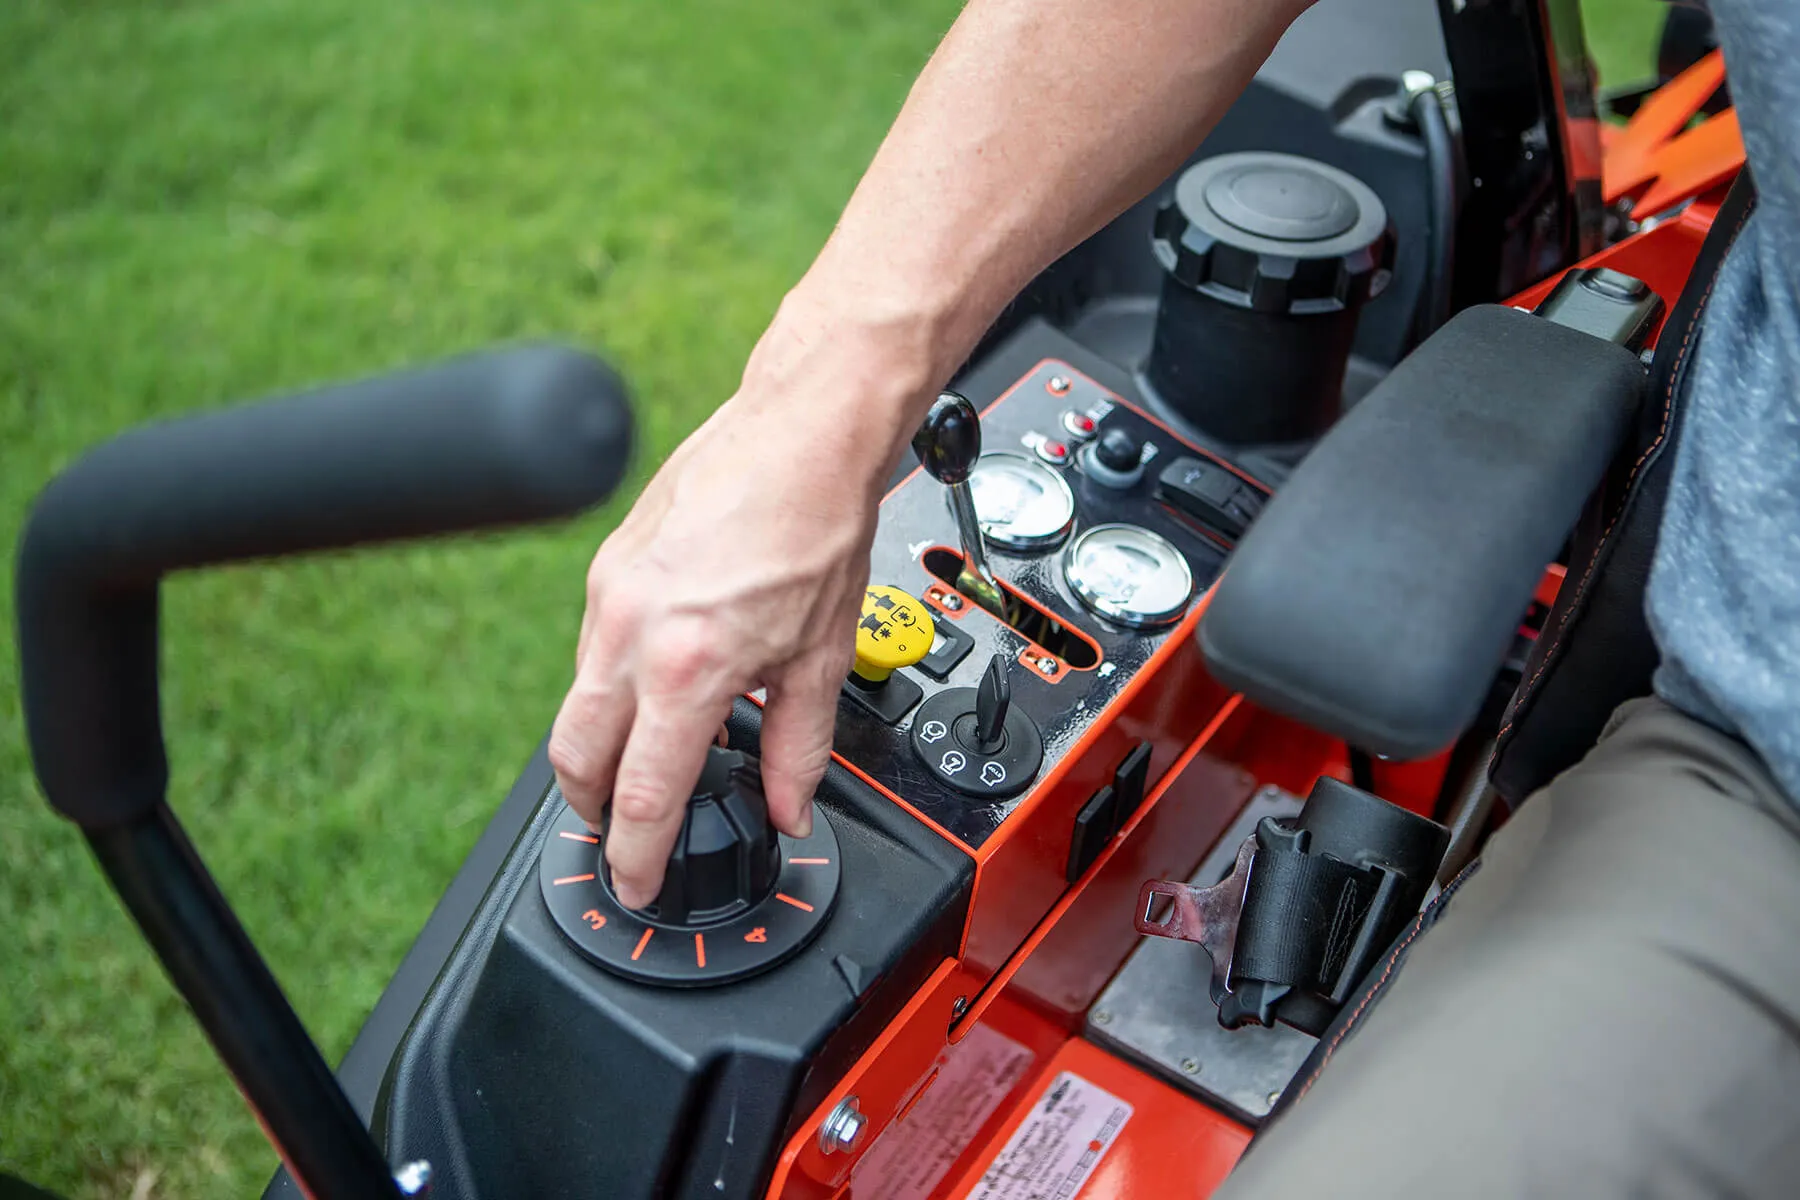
[549,291,948,910]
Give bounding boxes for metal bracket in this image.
[1134,834,1256,1005]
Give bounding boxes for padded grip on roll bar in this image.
[17,344,632,829]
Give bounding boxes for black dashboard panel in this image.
[837,321,1268,849]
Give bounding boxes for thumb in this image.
[758,654,843,838]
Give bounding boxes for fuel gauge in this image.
[1062,523,1194,629]
[964,452,1076,552]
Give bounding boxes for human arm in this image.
[550,0,1317,908]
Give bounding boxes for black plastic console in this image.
[374,701,973,1200]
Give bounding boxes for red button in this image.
[1061,411,1097,441]
[1036,439,1070,465]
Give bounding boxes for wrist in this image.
[737,280,969,492]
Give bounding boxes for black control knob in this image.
[912,391,983,485]
[627,748,779,926]
[1096,430,1142,473]
[1080,428,1147,489]
[542,746,842,986]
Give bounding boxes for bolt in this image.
[1267,1090,1283,1107]
[1091,1009,1112,1026]
[1400,69,1438,100]
[1180,1058,1201,1076]
[394,1161,434,1196]
[942,593,964,611]
[1048,374,1072,395]
[1035,656,1058,677]
[819,1096,867,1156]
[950,996,969,1019]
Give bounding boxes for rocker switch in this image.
[1156,457,1266,540]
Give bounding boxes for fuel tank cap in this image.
[1151,151,1391,314]
[1203,160,1358,240]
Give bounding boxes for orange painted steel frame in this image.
[758,86,1746,1200]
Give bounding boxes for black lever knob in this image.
[1096,429,1143,473]
[975,654,1010,753]
[912,391,983,484]
[631,748,780,925]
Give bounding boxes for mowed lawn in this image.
[2,2,1655,1197]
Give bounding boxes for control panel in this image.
[830,357,1272,849]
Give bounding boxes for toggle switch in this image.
[843,585,933,723]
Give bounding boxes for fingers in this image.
[548,679,634,831]
[757,654,844,839]
[605,694,731,909]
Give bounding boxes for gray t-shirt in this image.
[1646,1,1800,802]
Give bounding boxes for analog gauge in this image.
[962,452,1077,552]
[1062,523,1194,628]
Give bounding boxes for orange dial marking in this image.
[775,893,814,913]
[552,873,596,886]
[695,933,707,969]
[580,909,607,931]
[631,928,654,961]
[558,831,600,845]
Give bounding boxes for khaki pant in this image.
[1217,698,1800,1197]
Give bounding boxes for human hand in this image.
[548,296,931,908]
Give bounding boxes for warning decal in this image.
[851,1023,1036,1200]
[964,1072,1132,1200]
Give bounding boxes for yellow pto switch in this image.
[852,586,936,685]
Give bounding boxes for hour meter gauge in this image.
[1062,523,1194,629]
[963,452,1076,552]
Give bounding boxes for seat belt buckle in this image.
[1137,776,1451,1037]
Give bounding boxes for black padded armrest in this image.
[1200,305,1644,759]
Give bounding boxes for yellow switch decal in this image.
[852,586,936,684]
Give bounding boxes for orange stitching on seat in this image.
[1495,198,1756,745]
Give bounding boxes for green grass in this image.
[0,2,1657,1196]
[0,1,958,1194]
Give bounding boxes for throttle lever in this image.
[912,391,1007,618]
[1135,835,1256,1006]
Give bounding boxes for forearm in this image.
[753,0,1313,463]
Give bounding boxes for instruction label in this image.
[964,1072,1132,1200]
[851,1024,1035,1200]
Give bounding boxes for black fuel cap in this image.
[1203,161,1359,241]
[1152,151,1393,315]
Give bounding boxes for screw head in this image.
[1091,1009,1112,1025]
[1048,374,1072,395]
[1267,1090,1283,1107]
[819,1096,868,1155]
[1180,1057,1201,1075]
[943,593,964,611]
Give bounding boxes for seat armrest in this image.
[1199,304,1644,759]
